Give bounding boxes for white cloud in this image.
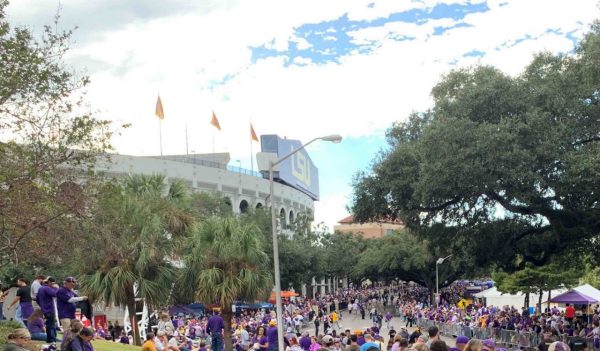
[5,0,599,230]
[293,36,312,50]
[314,192,352,232]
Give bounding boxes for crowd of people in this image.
[395,299,600,350]
[1,279,595,351]
[1,275,92,350]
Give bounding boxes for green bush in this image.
[0,320,26,346]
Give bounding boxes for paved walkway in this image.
[300,310,457,346]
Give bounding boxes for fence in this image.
[412,318,592,350]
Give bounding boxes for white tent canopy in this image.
[573,284,600,302]
[474,287,566,308]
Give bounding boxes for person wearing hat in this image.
[322,335,335,351]
[481,339,495,351]
[267,320,279,351]
[357,331,366,346]
[450,336,469,351]
[37,277,59,343]
[548,341,571,351]
[57,277,88,332]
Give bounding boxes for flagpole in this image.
[185,124,189,155]
[251,138,254,173]
[159,119,163,156]
[212,130,215,153]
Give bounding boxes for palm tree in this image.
[78,174,193,345]
[179,217,272,351]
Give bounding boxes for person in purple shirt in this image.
[299,332,311,351]
[206,311,225,351]
[357,333,366,346]
[37,277,59,343]
[27,309,47,341]
[262,315,272,325]
[266,320,278,351]
[56,277,88,332]
[256,326,268,351]
[65,327,94,351]
[385,312,393,330]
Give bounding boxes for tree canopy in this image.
[178,217,272,351]
[78,174,193,345]
[350,229,480,292]
[351,23,600,271]
[0,0,118,272]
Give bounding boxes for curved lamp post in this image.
[435,254,452,307]
[270,134,342,351]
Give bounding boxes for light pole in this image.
[435,254,452,307]
[269,134,342,351]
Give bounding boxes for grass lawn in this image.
[92,339,139,351]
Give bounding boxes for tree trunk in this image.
[524,292,530,310]
[126,288,141,346]
[538,288,544,314]
[222,309,234,351]
[547,290,552,311]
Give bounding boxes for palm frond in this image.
[180,217,272,310]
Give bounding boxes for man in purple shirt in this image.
[56,276,87,331]
[37,277,59,342]
[206,311,225,351]
[266,320,278,351]
[299,332,311,351]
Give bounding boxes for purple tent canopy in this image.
[549,290,598,304]
[169,304,196,315]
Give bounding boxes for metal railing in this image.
[415,318,600,351]
[226,165,263,178]
[414,318,544,349]
[152,155,263,177]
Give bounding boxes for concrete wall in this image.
[94,154,315,225]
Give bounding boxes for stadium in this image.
[93,134,319,229]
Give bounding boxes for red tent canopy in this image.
[268,290,299,302]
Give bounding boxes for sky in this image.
[5,0,599,231]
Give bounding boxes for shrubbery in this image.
[0,320,26,347]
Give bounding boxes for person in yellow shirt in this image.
[332,311,340,330]
[141,333,157,351]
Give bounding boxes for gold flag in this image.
[250,123,258,142]
[210,111,221,131]
[155,95,164,120]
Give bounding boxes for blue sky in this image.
[6,0,598,229]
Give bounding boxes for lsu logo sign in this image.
[291,145,311,188]
[260,135,320,200]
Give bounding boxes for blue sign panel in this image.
[261,135,320,200]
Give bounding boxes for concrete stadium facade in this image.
[94,153,315,230]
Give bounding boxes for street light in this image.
[435,254,452,307]
[269,134,342,351]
